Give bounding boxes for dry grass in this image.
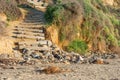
[0,0,22,21]
[0,21,8,36]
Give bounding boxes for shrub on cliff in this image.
[0,0,22,21]
[67,40,88,54]
[45,0,83,41]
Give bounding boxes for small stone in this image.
[13,51,22,58]
[79,56,84,61]
[64,55,71,61]
[21,48,28,54]
[48,54,54,61]
[30,52,41,59]
[63,60,70,64]
[47,40,52,47]
[96,58,104,64]
[0,54,9,59]
[88,56,97,64]
[53,53,63,60]
[23,55,30,61]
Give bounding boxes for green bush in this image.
[67,40,88,54]
[45,4,64,25]
[110,16,120,26]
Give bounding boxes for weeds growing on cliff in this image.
[45,4,64,25]
[67,40,88,54]
[45,0,120,52]
[0,0,22,21]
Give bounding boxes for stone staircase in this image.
[12,9,53,59]
[12,8,81,64]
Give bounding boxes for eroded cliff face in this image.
[45,0,120,54]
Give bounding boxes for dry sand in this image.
[0,59,120,80]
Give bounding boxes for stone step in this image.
[19,46,50,51]
[24,19,44,22]
[13,28,44,33]
[27,12,44,15]
[16,25,45,28]
[24,20,43,22]
[15,26,44,30]
[13,32,45,37]
[15,35,45,40]
[26,16,44,18]
[13,31,45,35]
[15,26,45,29]
[26,14,43,17]
[18,40,52,46]
[24,21,43,23]
[20,22,44,25]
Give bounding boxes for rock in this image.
[47,40,52,47]
[0,54,9,59]
[21,48,28,54]
[63,60,70,64]
[64,55,71,61]
[30,52,41,59]
[23,55,30,61]
[88,56,97,64]
[2,77,11,80]
[13,50,22,58]
[80,56,84,61]
[96,58,104,64]
[109,54,119,59]
[48,54,54,61]
[42,51,48,55]
[53,53,63,61]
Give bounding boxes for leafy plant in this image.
[67,40,88,54]
[45,4,64,25]
[110,16,120,26]
[118,40,120,47]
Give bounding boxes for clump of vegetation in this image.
[67,40,88,54]
[0,0,22,21]
[118,40,120,47]
[45,0,83,41]
[45,3,64,25]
